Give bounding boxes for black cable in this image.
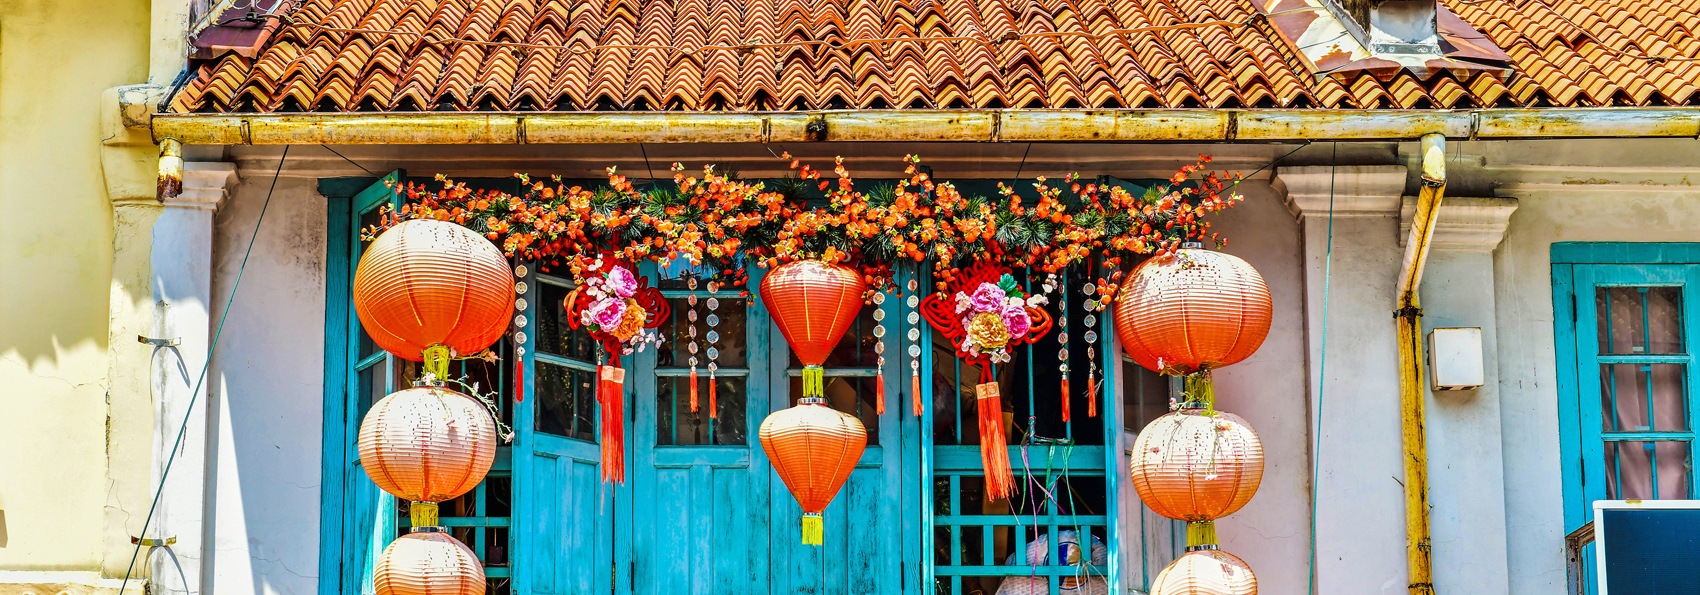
[321,145,379,178]
[118,145,291,595]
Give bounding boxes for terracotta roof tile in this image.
[169,0,1700,112]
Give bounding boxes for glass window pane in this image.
[1124,359,1172,433]
[1597,287,1685,355]
[1600,364,1688,432]
[659,297,748,369]
[357,205,384,357]
[1606,441,1693,500]
[785,375,880,445]
[358,362,382,427]
[536,361,596,442]
[538,280,598,362]
[657,376,746,445]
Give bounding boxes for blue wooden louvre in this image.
[1552,243,1700,595]
[323,176,1181,595]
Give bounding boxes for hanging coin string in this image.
[688,274,701,413]
[872,287,888,415]
[906,275,924,417]
[706,279,721,419]
[1082,258,1100,418]
[512,263,529,402]
[1057,268,1070,423]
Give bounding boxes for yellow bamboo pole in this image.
[1396,133,1447,595]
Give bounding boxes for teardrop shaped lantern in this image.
[374,531,487,595]
[359,384,498,524]
[354,219,515,376]
[1129,407,1264,524]
[1150,548,1257,595]
[759,260,866,397]
[1113,247,1271,375]
[759,397,867,545]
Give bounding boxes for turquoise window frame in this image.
[1552,242,1700,594]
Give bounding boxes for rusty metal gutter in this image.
[1395,132,1447,595]
[148,107,1700,146]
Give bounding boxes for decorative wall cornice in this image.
[1271,165,1408,221]
[1399,196,1520,251]
[169,162,239,210]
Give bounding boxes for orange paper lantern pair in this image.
[1113,247,1271,376]
[759,397,867,545]
[353,219,515,376]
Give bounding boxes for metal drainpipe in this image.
[1396,132,1446,595]
[157,137,184,202]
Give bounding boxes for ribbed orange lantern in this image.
[1130,407,1263,545]
[1150,549,1257,595]
[759,397,867,545]
[374,532,486,595]
[359,384,497,525]
[759,260,865,398]
[354,219,515,375]
[1114,247,1271,375]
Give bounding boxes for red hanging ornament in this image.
[562,259,669,484]
[759,260,866,397]
[918,261,1052,501]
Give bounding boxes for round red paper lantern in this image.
[759,397,868,545]
[1114,248,1271,375]
[1130,408,1263,522]
[1150,548,1257,595]
[358,385,498,503]
[374,532,486,595]
[354,219,515,361]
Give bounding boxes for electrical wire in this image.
[118,145,292,595]
[1307,142,1338,595]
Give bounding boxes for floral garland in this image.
[364,154,1243,303]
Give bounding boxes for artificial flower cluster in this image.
[953,274,1047,363]
[576,263,660,354]
[365,154,1243,309]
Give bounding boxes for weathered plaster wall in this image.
[0,0,149,580]
[1486,142,1700,595]
[1208,180,1313,595]
[205,175,328,595]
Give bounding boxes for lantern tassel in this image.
[975,377,1014,501]
[409,501,439,528]
[422,344,453,381]
[599,365,627,484]
[803,365,824,398]
[876,371,886,415]
[690,366,700,413]
[800,513,824,545]
[1060,376,1071,423]
[911,371,923,418]
[1185,372,1215,411]
[709,370,718,419]
[1186,521,1217,548]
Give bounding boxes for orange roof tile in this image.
[170,0,1700,112]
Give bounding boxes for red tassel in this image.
[1060,377,1070,423]
[876,371,886,415]
[690,367,699,413]
[599,365,627,484]
[515,358,525,403]
[975,376,1014,501]
[709,373,718,419]
[1088,374,1098,418]
[912,371,923,418]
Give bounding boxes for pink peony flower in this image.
[970,282,1005,313]
[585,297,628,329]
[1002,305,1032,337]
[606,266,639,298]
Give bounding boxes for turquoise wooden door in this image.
[518,271,615,595]
[623,264,771,595]
[1555,249,1700,594]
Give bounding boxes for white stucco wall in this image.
[206,175,327,595]
[1494,180,1700,595]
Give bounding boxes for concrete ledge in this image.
[0,571,136,595]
